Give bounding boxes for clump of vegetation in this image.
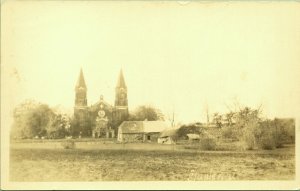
[10,100,71,140]
[235,107,278,150]
[181,126,217,151]
[128,105,164,121]
[199,137,217,150]
[221,126,239,141]
[273,118,295,145]
[184,137,217,151]
[259,132,275,150]
[242,126,257,150]
[176,124,203,140]
[215,104,295,150]
[241,117,295,150]
[61,139,75,149]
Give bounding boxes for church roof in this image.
[76,68,87,89]
[116,69,126,88]
[90,96,113,111]
[118,121,144,134]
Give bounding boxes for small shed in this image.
[158,129,177,144]
[186,133,200,140]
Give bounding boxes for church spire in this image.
[75,68,87,90]
[115,68,128,107]
[115,68,129,123]
[116,69,126,88]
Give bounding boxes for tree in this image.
[273,118,295,146]
[129,105,164,121]
[177,124,203,139]
[11,100,36,138]
[46,113,71,139]
[11,100,54,139]
[11,100,72,139]
[224,111,235,126]
[234,107,262,129]
[212,113,223,128]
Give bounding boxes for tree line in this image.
[176,105,295,150]
[11,99,295,150]
[10,100,164,139]
[11,100,72,139]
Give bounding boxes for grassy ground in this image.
[10,146,295,181]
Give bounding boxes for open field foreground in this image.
[10,146,295,181]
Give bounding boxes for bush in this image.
[215,141,244,151]
[221,126,239,140]
[183,135,217,151]
[273,118,295,146]
[241,119,291,150]
[177,124,203,140]
[258,132,275,150]
[242,130,256,150]
[61,139,75,149]
[199,137,217,150]
[258,120,286,149]
[241,123,259,150]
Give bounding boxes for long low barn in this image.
[117,121,170,142]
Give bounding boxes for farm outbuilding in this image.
[158,129,178,144]
[117,121,170,143]
[186,133,200,141]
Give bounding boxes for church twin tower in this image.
[73,68,128,138]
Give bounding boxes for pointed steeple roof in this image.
[116,69,126,88]
[75,68,87,89]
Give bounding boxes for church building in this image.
[73,68,129,138]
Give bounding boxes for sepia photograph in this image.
[1,0,300,190]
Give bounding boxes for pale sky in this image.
[2,1,300,125]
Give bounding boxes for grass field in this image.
[10,145,295,181]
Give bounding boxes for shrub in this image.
[258,132,275,150]
[273,118,295,146]
[221,126,239,140]
[199,137,217,150]
[216,141,244,151]
[184,135,217,151]
[258,120,286,149]
[241,122,259,150]
[242,128,256,150]
[241,119,289,150]
[177,124,203,140]
[61,139,75,149]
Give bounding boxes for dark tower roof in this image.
[116,69,126,88]
[75,68,87,90]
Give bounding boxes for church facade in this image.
[72,68,129,138]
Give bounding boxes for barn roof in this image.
[118,121,144,133]
[118,121,169,134]
[186,134,200,139]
